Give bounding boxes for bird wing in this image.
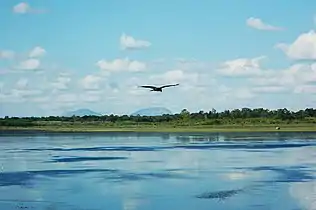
[160,84,179,88]
[139,85,156,89]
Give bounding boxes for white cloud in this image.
[51,75,71,90]
[120,69,220,114]
[0,50,15,59]
[12,2,45,14]
[149,69,199,84]
[0,82,42,103]
[2,52,316,116]
[109,70,216,114]
[55,93,77,103]
[96,58,146,73]
[37,90,106,114]
[13,2,30,14]
[12,89,42,98]
[120,33,151,50]
[0,83,5,100]
[233,88,256,99]
[276,30,316,60]
[0,78,47,102]
[31,96,51,103]
[80,75,102,90]
[249,63,316,91]
[33,89,105,115]
[173,58,213,71]
[15,78,29,90]
[80,91,103,103]
[29,46,46,58]
[252,86,287,93]
[215,85,256,100]
[246,17,283,31]
[17,59,41,70]
[216,56,314,97]
[59,72,72,77]
[1,47,45,73]
[0,92,25,103]
[217,56,266,77]
[294,85,316,94]
[38,93,78,112]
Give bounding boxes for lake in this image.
[0,131,316,210]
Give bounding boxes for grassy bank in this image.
[1,123,315,133]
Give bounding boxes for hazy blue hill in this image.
[131,107,172,116]
[62,109,102,117]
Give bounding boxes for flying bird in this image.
[138,84,179,92]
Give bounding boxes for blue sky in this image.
[0,0,316,117]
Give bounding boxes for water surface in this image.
[0,131,316,210]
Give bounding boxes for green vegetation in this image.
[1,108,316,132]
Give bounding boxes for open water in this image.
[0,131,316,210]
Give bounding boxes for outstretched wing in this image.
[139,85,156,89]
[160,84,179,89]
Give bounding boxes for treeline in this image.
[1,108,316,127]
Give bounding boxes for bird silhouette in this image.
[138,84,179,92]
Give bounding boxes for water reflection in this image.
[290,181,316,210]
[236,165,315,183]
[0,131,315,210]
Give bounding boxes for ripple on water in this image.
[20,141,316,154]
[46,156,128,163]
[0,168,195,187]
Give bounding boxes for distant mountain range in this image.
[62,109,102,117]
[131,107,172,116]
[62,107,173,117]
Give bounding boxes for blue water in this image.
[0,131,316,210]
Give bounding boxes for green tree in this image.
[180,109,190,121]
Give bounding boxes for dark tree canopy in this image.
[0,108,315,127]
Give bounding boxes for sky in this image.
[0,0,316,117]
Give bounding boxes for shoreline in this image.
[1,125,316,133]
